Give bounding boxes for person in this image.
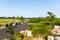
[12,23,15,27]
[15,22,18,25]
[5,24,9,27]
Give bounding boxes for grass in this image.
[0,19,21,27]
[24,36,33,40]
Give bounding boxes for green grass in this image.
[0,19,21,27]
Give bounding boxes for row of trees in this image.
[29,12,56,23]
[0,16,24,20]
[29,12,60,26]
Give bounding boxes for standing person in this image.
[15,22,18,25]
[5,24,9,27]
[12,23,16,27]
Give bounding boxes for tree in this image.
[20,16,24,20]
[17,16,24,20]
[48,12,53,17]
[48,12,56,22]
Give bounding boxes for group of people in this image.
[5,21,21,28]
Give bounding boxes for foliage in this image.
[29,23,51,37]
[1,12,60,40]
[14,32,21,40]
[28,12,58,39]
[0,19,20,27]
[47,12,56,22]
[29,17,41,23]
[17,16,24,20]
[6,23,15,40]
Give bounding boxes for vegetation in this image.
[17,16,24,20]
[6,23,15,40]
[29,17,41,23]
[28,12,60,40]
[0,16,25,27]
[6,23,24,40]
[1,12,60,40]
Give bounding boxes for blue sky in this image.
[0,0,60,17]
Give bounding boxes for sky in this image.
[0,0,60,17]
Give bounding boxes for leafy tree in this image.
[17,16,24,20]
[20,16,24,20]
[48,12,56,22]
